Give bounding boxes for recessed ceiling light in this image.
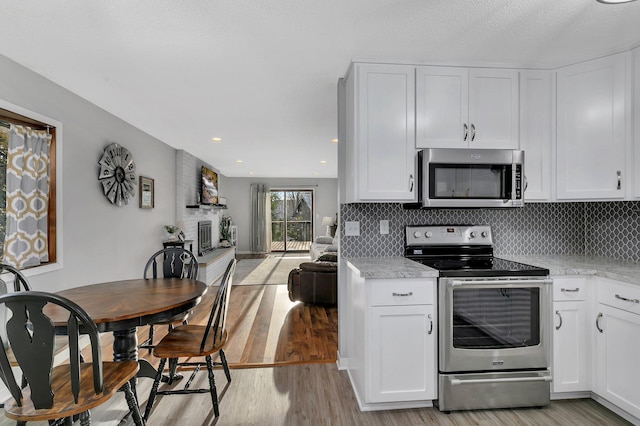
[320,160,327,164]
[597,0,637,3]
[249,171,254,175]
[330,138,338,143]
[313,172,319,175]
[211,137,222,142]
[235,160,243,163]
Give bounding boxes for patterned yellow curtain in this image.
[3,124,51,268]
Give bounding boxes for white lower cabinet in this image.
[594,278,640,419]
[551,277,590,393]
[369,304,435,403]
[346,267,437,410]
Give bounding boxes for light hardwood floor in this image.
[0,363,631,425]
[0,259,632,425]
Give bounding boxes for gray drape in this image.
[3,124,51,268]
[250,184,271,253]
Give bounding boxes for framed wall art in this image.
[139,176,154,209]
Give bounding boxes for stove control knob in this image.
[469,231,476,239]
[413,231,421,239]
[425,231,433,238]
[481,231,488,238]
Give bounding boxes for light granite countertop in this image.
[344,257,438,279]
[345,254,640,285]
[499,254,640,286]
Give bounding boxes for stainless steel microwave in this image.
[415,148,525,208]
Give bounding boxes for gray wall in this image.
[0,53,177,292]
[223,177,338,253]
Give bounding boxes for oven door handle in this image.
[449,279,553,287]
[448,373,552,386]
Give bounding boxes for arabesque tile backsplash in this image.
[340,201,640,261]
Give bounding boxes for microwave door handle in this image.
[508,166,517,202]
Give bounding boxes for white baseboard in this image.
[336,350,348,370]
[591,393,640,426]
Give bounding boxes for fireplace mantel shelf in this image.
[186,204,227,210]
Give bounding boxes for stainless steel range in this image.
[405,225,552,412]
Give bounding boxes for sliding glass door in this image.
[270,190,313,252]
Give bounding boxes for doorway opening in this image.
[270,190,313,252]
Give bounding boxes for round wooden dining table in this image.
[45,277,208,379]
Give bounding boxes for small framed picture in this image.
[139,176,154,209]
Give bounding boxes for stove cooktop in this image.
[410,256,549,277]
[405,225,549,277]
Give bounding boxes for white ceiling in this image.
[2,1,640,178]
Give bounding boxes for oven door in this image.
[439,276,552,373]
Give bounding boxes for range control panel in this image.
[405,225,493,246]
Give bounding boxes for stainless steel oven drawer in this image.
[438,370,551,412]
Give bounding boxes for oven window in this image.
[430,164,512,199]
[452,287,540,349]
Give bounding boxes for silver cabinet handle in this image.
[409,174,414,192]
[555,310,563,330]
[561,288,580,293]
[427,313,433,335]
[617,170,622,190]
[392,292,413,297]
[596,312,603,333]
[463,123,468,141]
[470,123,476,141]
[615,294,640,304]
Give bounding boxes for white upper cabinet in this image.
[345,63,417,202]
[634,48,640,199]
[556,53,630,200]
[520,70,553,201]
[416,67,519,149]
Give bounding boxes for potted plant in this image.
[164,225,179,241]
[219,215,232,246]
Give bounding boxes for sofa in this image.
[287,253,337,306]
[309,235,339,261]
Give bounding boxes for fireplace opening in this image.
[198,220,213,256]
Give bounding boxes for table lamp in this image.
[322,216,334,236]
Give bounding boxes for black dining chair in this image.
[0,291,145,426]
[139,247,200,353]
[0,263,31,292]
[143,258,236,421]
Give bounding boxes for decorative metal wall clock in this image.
[98,143,137,206]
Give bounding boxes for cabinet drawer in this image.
[597,279,640,315]
[553,277,588,301]
[369,279,434,306]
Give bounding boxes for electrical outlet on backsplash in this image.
[340,201,640,262]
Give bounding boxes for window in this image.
[0,107,57,268]
[270,190,313,252]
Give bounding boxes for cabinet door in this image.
[354,64,417,201]
[634,48,640,199]
[552,300,590,393]
[594,304,640,418]
[468,68,520,149]
[416,67,469,149]
[368,304,436,403]
[556,53,629,200]
[520,70,552,201]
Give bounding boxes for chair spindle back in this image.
[144,247,199,280]
[200,259,236,351]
